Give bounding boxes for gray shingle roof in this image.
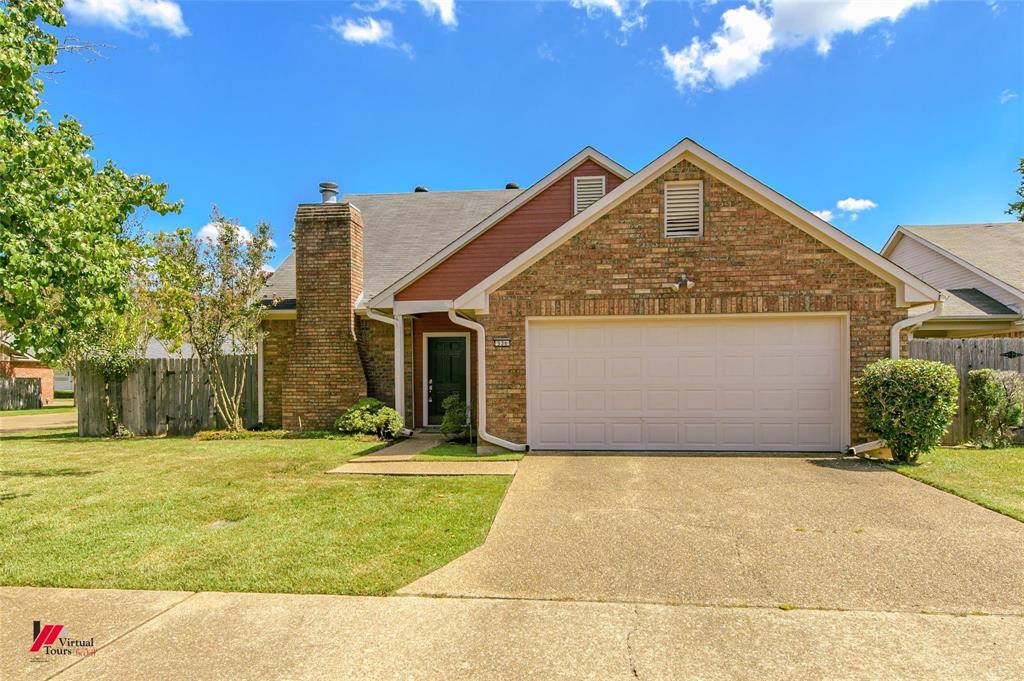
[261,189,521,307]
[903,222,1024,293]
[940,288,1018,317]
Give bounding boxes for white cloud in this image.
[417,0,457,27]
[331,16,413,56]
[537,42,557,62]
[836,197,877,212]
[663,0,929,91]
[197,223,277,250]
[999,88,1019,105]
[354,0,405,11]
[64,0,189,37]
[570,0,648,40]
[812,209,834,222]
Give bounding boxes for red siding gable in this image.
[395,159,624,301]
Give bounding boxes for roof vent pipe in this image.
[319,182,339,204]
[505,182,520,189]
[414,186,429,192]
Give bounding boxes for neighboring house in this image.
[0,339,54,405]
[881,223,1024,338]
[259,138,939,453]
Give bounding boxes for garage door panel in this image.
[528,317,844,452]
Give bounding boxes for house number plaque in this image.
[493,337,512,348]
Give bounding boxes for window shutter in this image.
[664,181,703,238]
[574,176,606,214]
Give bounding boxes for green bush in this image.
[968,369,1024,448]
[54,390,75,399]
[334,398,404,439]
[439,393,470,441]
[855,358,959,463]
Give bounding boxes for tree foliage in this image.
[855,358,959,463]
[151,209,273,431]
[1008,157,1024,222]
[0,0,179,365]
[968,369,1024,448]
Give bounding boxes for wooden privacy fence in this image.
[0,376,42,410]
[909,338,1024,445]
[76,357,258,436]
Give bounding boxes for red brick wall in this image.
[481,157,906,446]
[261,319,295,427]
[0,360,54,405]
[282,203,369,430]
[411,312,478,428]
[357,315,415,427]
[396,160,625,301]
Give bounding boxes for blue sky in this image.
[48,0,1023,269]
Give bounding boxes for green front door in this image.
[427,336,467,425]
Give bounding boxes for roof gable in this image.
[366,147,631,308]
[455,138,940,311]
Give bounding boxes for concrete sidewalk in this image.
[3,587,1022,680]
[328,460,518,476]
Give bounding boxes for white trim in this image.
[891,300,943,358]
[394,300,452,315]
[421,332,471,427]
[663,180,703,238]
[257,339,264,424]
[366,147,631,308]
[882,227,1024,302]
[454,139,940,311]
[573,175,606,215]
[524,312,852,452]
[366,308,409,429]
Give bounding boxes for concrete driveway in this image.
[0,409,77,433]
[402,454,1024,615]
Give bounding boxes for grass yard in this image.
[0,429,510,595]
[0,404,76,417]
[888,447,1024,522]
[414,441,525,462]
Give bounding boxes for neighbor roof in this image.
[261,188,521,307]
[939,288,1018,318]
[898,223,1024,295]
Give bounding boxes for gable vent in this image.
[664,181,703,238]
[574,176,606,215]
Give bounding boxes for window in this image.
[574,176,606,214]
[664,181,703,238]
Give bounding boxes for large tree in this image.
[0,0,179,365]
[151,210,273,431]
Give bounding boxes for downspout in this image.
[366,308,413,436]
[890,298,944,359]
[447,308,528,452]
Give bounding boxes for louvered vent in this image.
[664,181,703,238]
[574,176,606,214]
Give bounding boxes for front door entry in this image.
[427,336,467,425]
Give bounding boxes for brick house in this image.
[0,340,55,406]
[259,139,939,452]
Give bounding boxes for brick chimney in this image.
[281,195,368,430]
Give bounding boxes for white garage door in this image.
[527,317,845,452]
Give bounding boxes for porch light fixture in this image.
[671,272,695,291]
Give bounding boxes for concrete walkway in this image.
[402,454,1024,615]
[348,430,445,462]
[0,409,76,434]
[329,460,518,476]
[4,587,1021,681]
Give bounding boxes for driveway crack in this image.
[626,603,641,679]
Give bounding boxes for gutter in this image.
[366,308,413,436]
[890,298,944,359]
[447,308,528,452]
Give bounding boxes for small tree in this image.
[439,393,470,441]
[968,369,1024,448]
[151,209,273,431]
[1008,157,1024,221]
[856,358,959,463]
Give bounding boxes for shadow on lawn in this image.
[0,468,98,478]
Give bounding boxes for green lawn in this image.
[0,405,76,417]
[414,441,525,462]
[0,429,510,595]
[888,447,1024,522]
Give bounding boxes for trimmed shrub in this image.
[855,358,959,463]
[968,369,1024,448]
[335,398,404,440]
[439,393,470,441]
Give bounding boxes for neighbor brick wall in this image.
[282,203,368,430]
[0,360,54,405]
[260,319,295,427]
[481,157,907,446]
